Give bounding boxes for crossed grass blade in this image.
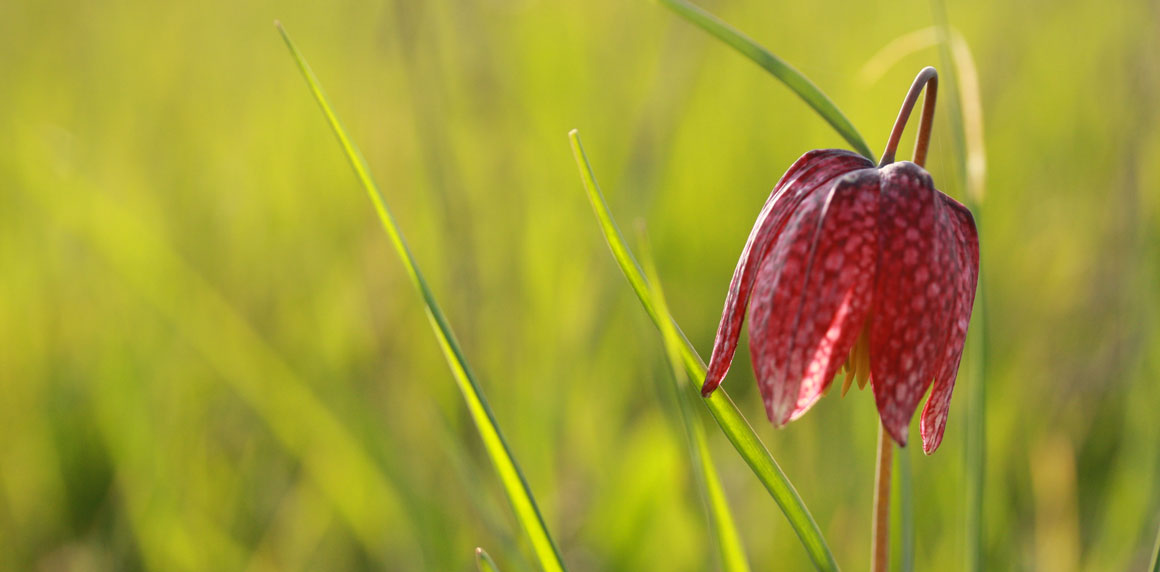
[638,230,751,572]
[570,129,837,571]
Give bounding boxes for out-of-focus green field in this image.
[2,0,1158,570]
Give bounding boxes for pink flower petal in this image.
[920,194,980,454]
[702,150,873,397]
[748,169,879,424]
[785,170,880,421]
[869,162,953,447]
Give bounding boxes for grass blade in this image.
[476,547,501,572]
[928,5,989,571]
[276,22,565,572]
[569,129,837,571]
[1150,522,1160,572]
[658,0,874,160]
[639,232,750,572]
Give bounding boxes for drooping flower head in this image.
[701,67,979,454]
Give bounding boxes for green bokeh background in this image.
[2,0,1158,570]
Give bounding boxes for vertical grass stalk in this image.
[277,22,565,572]
[929,4,989,570]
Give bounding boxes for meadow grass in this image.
[2,0,1157,569]
[278,21,565,572]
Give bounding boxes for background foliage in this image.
[1,0,1158,570]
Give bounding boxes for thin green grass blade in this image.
[476,547,501,572]
[277,22,565,572]
[928,4,988,571]
[639,233,750,572]
[569,129,837,571]
[961,276,986,572]
[658,0,874,160]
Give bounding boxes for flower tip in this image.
[762,400,784,426]
[884,422,909,449]
[766,398,797,427]
[920,424,946,455]
[922,438,940,455]
[700,377,720,398]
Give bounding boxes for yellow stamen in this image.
[856,323,872,390]
[841,319,873,396]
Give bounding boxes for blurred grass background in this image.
[1,0,1158,570]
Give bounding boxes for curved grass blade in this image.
[658,0,874,160]
[639,232,750,572]
[476,547,501,572]
[276,22,565,572]
[569,129,837,571]
[858,28,940,87]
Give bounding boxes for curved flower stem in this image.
[871,423,893,572]
[879,66,939,168]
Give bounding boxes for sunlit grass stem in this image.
[277,22,565,572]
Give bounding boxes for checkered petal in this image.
[702,150,874,396]
[747,169,879,424]
[919,194,980,454]
[869,162,955,447]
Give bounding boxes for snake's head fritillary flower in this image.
[700,68,979,454]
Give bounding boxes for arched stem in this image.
[879,66,938,168]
